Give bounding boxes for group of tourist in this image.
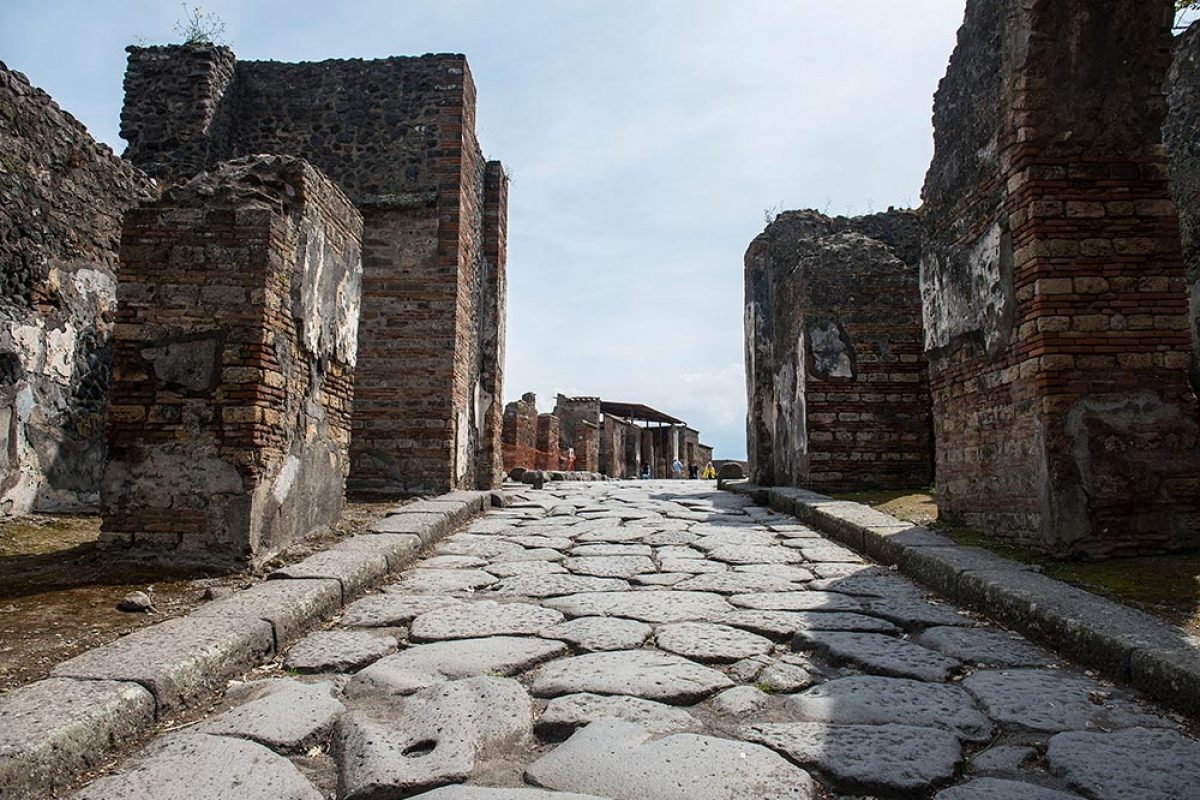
[640,460,717,480]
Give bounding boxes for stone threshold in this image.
[726,480,1200,721]
[0,490,497,800]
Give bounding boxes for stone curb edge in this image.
[0,489,498,800]
[725,480,1200,720]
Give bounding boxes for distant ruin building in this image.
[0,62,158,515]
[745,210,933,491]
[100,156,362,565]
[119,45,508,496]
[921,0,1199,557]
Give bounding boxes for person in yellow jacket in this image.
[701,462,717,479]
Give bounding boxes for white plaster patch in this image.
[455,409,470,480]
[273,454,301,503]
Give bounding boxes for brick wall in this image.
[101,156,362,565]
[921,0,1199,557]
[535,414,561,471]
[501,392,538,472]
[745,209,932,491]
[553,395,601,450]
[575,420,599,473]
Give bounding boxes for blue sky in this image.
[3,1,979,459]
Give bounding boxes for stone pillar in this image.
[921,0,1199,557]
[501,392,537,473]
[101,156,362,566]
[535,413,560,471]
[478,162,509,487]
[1166,20,1200,392]
[576,421,599,473]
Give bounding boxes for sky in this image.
[2,0,981,460]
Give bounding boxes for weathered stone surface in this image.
[438,537,529,560]
[673,573,799,594]
[1046,728,1200,800]
[422,555,490,570]
[526,719,814,799]
[52,616,274,709]
[735,564,815,582]
[335,677,533,800]
[538,616,652,651]
[757,659,817,693]
[631,572,689,586]
[706,545,805,564]
[563,556,656,578]
[410,601,563,641]
[654,622,774,663]
[786,676,994,742]
[537,693,700,739]
[569,543,652,557]
[934,778,1084,800]
[347,637,567,697]
[342,594,463,628]
[710,686,769,716]
[543,591,733,623]
[963,669,1170,733]
[394,569,499,594]
[530,650,733,703]
[659,558,730,574]
[337,533,423,571]
[728,591,863,613]
[968,745,1037,773]
[74,734,321,799]
[795,630,960,681]
[494,548,567,564]
[284,630,397,673]
[808,571,925,598]
[693,530,779,549]
[721,610,898,639]
[489,574,631,598]
[863,598,973,630]
[192,578,342,645]
[485,560,568,578]
[196,679,343,752]
[743,721,961,795]
[0,678,155,798]
[409,789,607,800]
[916,626,1056,668]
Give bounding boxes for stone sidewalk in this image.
[70,482,1199,800]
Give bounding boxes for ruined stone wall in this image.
[101,156,361,565]
[697,443,714,468]
[921,0,1199,557]
[535,414,560,471]
[599,414,638,478]
[120,46,506,496]
[0,62,158,515]
[1167,20,1200,391]
[502,392,538,472]
[553,395,601,450]
[745,209,932,491]
[575,420,599,474]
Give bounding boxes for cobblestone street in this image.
[73,482,1199,800]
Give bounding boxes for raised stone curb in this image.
[0,490,493,800]
[727,481,1200,719]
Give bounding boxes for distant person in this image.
[641,463,651,480]
[567,447,576,471]
[702,461,716,479]
[671,458,683,479]
[688,464,699,480]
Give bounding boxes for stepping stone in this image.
[409,788,607,800]
[693,531,779,549]
[786,675,994,743]
[74,734,321,800]
[729,591,863,612]
[564,556,656,578]
[1046,728,1200,800]
[410,601,563,642]
[741,721,961,795]
[673,573,799,594]
[543,591,734,623]
[525,719,815,799]
[863,598,973,630]
[721,610,899,639]
[711,686,769,716]
[655,622,774,663]
[537,693,700,740]
[935,778,1084,799]
[197,679,343,752]
[916,626,1056,667]
[539,616,653,651]
[347,637,568,697]
[736,564,816,582]
[393,569,498,594]
[335,677,533,800]
[570,543,652,557]
[707,545,805,565]
[485,561,568,578]
[808,572,925,597]
[530,650,733,704]
[284,630,397,673]
[422,555,489,570]
[795,631,961,681]
[963,669,1172,733]
[659,558,729,574]
[489,574,631,598]
[345,594,462,627]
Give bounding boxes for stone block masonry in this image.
[0,62,157,515]
[1166,20,1200,391]
[120,45,507,496]
[101,155,362,566]
[745,209,932,491]
[535,414,560,470]
[502,392,539,470]
[921,0,1200,557]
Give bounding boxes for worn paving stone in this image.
[735,564,816,582]
[863,597,974,630]
[409,788,607,800]
[563,556,656,578]
[538,616,653,651]
[335,677,533,800]
[710,685,769,716]
[347,637,568,697]
[642,531,699,545]
[743,721,962,795]
[0,678,155,798]
[654,622,774,663]
[721,610,899,639]
[504,536,574,550]
[493,548,567,564]
[1045,727,1200,800]
[631,572,689,586]
[525,719,814,799]
[693,530,780,549]
[569,543,652,557]
[963,669,1171,733]
[574,527,646,543]
[543,590,733,623]
[191,578,342,645]
[74,734,321,800]
[658,558,729,574]
[795,630,961,681]
[285,629,397,673]
[422,555,490,570]
[410,601,564,642]
[488,574,631,598]
[537,693,701,739]
[196,678,343,752]
[916,626,1057,667]
[728,591,864,613]
[757,658,817,693]
[438,537,530,560]
[343,594,463,627]
[394,569,499,594]
[530,649,734,703]
[786,675,994,742]
[706,544,806,565]
[968,744,1037,773]
[807,571,926,597]
[935,778,1084,799]
[656,545,705,560]
[795,544,864,563]
[270,549,389,600]
[672,572,799,594]
[485,560,568,578]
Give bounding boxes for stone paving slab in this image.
[195,678,344,752]
[270,548,390,601]
[191,578,343,646]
